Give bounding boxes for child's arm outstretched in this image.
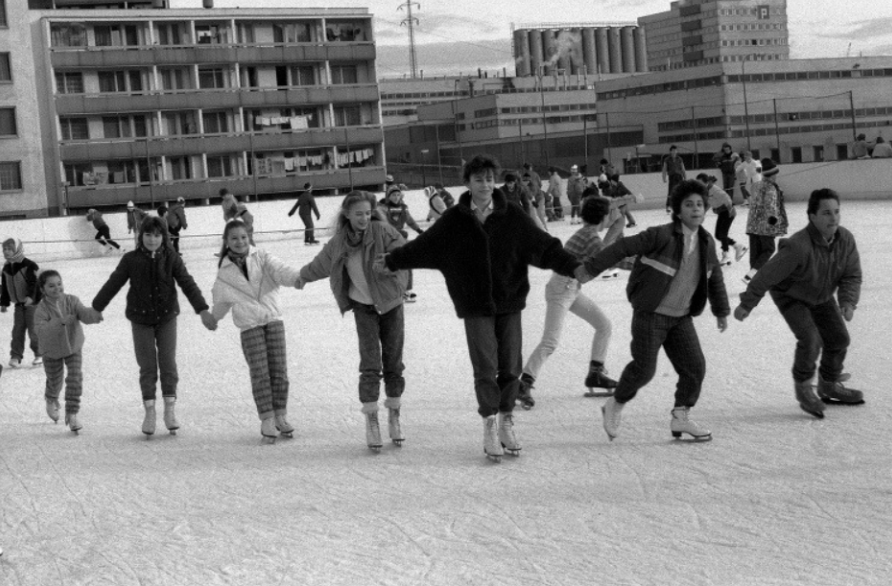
[170,254,216,330]
[73,296,103,325]
[92,258,131,312]
[298,240,338,289]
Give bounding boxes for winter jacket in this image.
[92,245,209,325]
[288,190,320,220]
[745,178,788,237]
[212,247,301,331]
[168,203,188,231]
[426,187,448,221]
[300,221,408,315]
[222,194,255,234]
[662,155,686,182]
[739,223,861,312]
[566,175,587,204]
[737,159,762,192]
[34,294,101,359]
[1,258,40,307]
[378,199,423,237]
[126,207,149,233]
[547,174,564,207]
[713,151,740,177]
[86,210,108,230]
[584,221,730,318]
[384,188,580,318]
[502,183,532,212]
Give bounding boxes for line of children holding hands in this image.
[14,157,863,461]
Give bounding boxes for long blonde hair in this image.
[336,190,384,233]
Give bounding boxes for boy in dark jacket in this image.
[86,209,121,254]
[167,197,188,254]
[379,155,588,461]
[288,183,322,245]
[583,179,730,443]
[1,238,42,367]
[734,188,863,419]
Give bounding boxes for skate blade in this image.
[368,445,382,452]
[584,389,615,398]
[820,397,865,406]
[520,402,534,410]
[392,439,404,447]
[671,431,713,442]
[798,404,825,419]
[279,431,294,439]
[501,446,521,457]
[485,453,502,463]
[168,430,178,435]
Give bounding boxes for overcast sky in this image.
[171,0,892,78]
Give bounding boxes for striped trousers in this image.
[43,351,84,414]
[240,320,289,419]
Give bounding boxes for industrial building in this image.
[512,23,648,77]
[1,0,385,218]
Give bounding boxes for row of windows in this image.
[381,91,466,100]
[49,20,370,50]
[658,116,725,132]
[469,114,594,130]
[722,38,787,47]
[718,7,786,17]
[53,64,367,95]
[720,23,785,31]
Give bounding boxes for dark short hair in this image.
[503,173,517,183]
[669,179,710,217]
[462,154,500,183]
[669,145,678,151]
[38,269,62,290]
[219,188,230,196]
[139,216,172,250]
[582,185,600,199]
[548,166,557,174]
[580,195,610,225]
[807,188,840,216]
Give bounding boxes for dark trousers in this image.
[739,184,751,202]
[131,318,178,401]
[11,304,40,361]
[614,311,706,408]
[748,234,776,270]
[721,173,736,193]
[771,292,850,384]
[299,212,315,243]
[714,210,737,251]
[353,303,405,404]
[463,312,522,417]
[95,226,120,249]
[666,176,683,209]
[168,227,181,253]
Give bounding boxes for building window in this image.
[60,117,89,140]
[0,108,15,136]
[813,145,824,162]
[98,71,143,93]
[63,163,92,187]
[273,23,312,43]
[94,25,140,47]
[156,23,187,46]
[0,1,6,27]
[333,105,362,126]
[290,65,315,86]
[330,65,358,85]
[160,68,191,91]
[836,144,849,160]
[168,156,193,180]
[196,24,230,45]
[791,146,802,163]
[325,22,367,42]
[202,111,229,134]
[0,53,10,82]
[206,155,234,178]
[0,162,22,191]
[55,72,84,94]
[198,68,226,89]
[51,24,87,47]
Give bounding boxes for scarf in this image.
[227,249,249,279]
[344,225,365,248]
[2,238,24,264]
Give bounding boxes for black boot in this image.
[584,361,617,397]
[517,373,536,410]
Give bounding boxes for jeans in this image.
[748,234,776,270]
[614,310,706,408]
[353,303,405,404]
[463,312,522,417]
[10,304,40,361]
[524,274,612,381]
[771,292,850,383]
[714,210,737,251]
[131,318,178,401]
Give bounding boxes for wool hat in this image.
[760,158,779,177]
[176,197,185,203]
[127,201,134,209]
[386,184,402,197]
[385,174,394,183]
[570,164,579,171]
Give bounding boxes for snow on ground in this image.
[1,200,891,586]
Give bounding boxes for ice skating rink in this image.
[1,200,891,586]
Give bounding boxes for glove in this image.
[768,216,777,225]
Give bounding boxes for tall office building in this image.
[1,0,385,218]
[639,0,789,71]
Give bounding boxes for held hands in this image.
[841,303,855,322]
[295,277,305,290]
[0,306,6,313]
[200,310,218,331]
[24,297,34,307]
[717,316,728,332]
[733,306,749,322]
[574,265,594,284]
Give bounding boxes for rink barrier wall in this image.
[4,159,890,261]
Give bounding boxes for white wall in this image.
[4,158,891,261]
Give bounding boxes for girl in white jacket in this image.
[210,219,302,444]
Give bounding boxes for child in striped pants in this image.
[209,220,302,443]
[33,270,103,432]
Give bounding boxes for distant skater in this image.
[298,191,409,450]
[34,270,103,433]
[288,183,321,245]
[1,238,42,368]
[86,208,121,254]
[743,158,787,285]
[125,201,148,248]
[735,188,864,419]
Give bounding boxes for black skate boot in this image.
[817,374,864,405]
[584,362,617,397]
[516,374,536,410]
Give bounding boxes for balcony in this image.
[54,84,380,115]
[50,43,376,69]
[59,126,384,162]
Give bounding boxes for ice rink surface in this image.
[1,200,891,585]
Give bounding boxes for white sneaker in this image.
[8,358,21,368]
[733,242,748,262]
[33,356,43,366]
[601,397,624,441]
[720,251,731,266]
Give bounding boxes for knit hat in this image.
[2,238,24,264]
[570,164,579,172]
[760,158,779,177]
[176,197,185,203]
[385,174,394,183]
[386,184,402,197]
[127,201,134,209]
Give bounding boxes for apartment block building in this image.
[1,0,385,218]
